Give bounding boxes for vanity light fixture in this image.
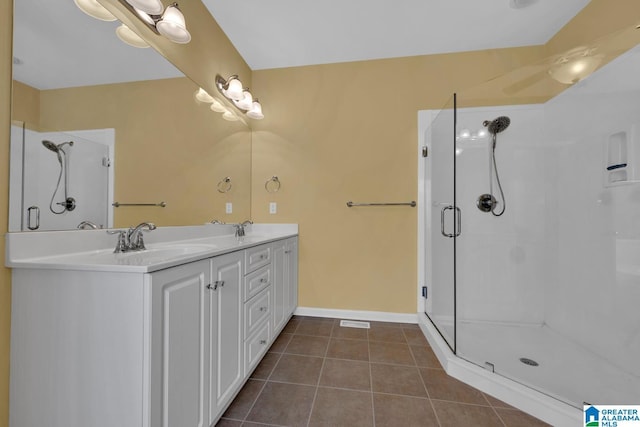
[115,24,150,48]
[210,99,227,113]
[120,0,191,44]
[195,88,215,103]
[215,75,265,120]
[74,0,117,21]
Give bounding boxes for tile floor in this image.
[216,316,550,427]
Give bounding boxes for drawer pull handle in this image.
[259,254,265,259]
[259,306,267,312]
[260,278,267,283]
[259,340,267,345]
[285,250,291,254]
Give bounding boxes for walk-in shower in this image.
[477,116,510,216]
[42,140,76,214]
[419,25,640,425]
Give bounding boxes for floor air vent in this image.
[339,320,371,329]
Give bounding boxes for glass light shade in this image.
[548,55,603,84]
[236,90,253,110]
[74,0,116,21]
[195,88,214,103]
[222,111,239,121]
[210,99,226,113]
[247,100,264,120]
[115,24,150,48]
[133,7,155,26]
[125,0,163,15]
[225,77,244,100]
[156,4,191,44]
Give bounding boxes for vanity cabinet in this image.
[9,236,298,427]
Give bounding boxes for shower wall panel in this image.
[454,106,551,326]
[543,51,640,378]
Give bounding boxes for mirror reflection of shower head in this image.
[42,140,74,154]
[483,116,511,135]
[42,140,76,214]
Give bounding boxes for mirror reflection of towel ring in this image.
[217,176,232,193]
[265,176,281,193]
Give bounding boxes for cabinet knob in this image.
[260,254,265,259]
[260,278,267,283]
[259,340,267,345]
[260,306,267,312]
[284,250,291,254]
[216,280,225,288]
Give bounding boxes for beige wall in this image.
[250,46,545,313]
[251,0,640,314]
[34,78,252,226]
[1,0,12,425]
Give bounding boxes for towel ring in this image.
[265,176,281,193]
[217,176,232,193]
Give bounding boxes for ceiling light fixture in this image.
[119,0,191,44]
[74,0,117,21]
[214,75,265,120]
[548,47,603,85]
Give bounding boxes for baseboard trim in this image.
[294,307,418,324]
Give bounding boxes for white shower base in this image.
[454,320,639,408]
[420,313,583,426]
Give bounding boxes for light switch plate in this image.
[226,202,233,214]
[269,202,277,214]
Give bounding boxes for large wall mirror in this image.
[10,0,252,232]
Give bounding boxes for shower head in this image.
[42,140,60,153]
[42,140,74,153]
[483,116,511,135]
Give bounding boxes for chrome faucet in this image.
[77,220,100,230]
[210,219,226,224]
[107,222,156,253]
[234,220,253,238]
[128,222,157,251]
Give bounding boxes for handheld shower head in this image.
[483,116,511,135]
[42,140,59,153]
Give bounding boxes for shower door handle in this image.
[27,206,40,230]
[440,205,462,238]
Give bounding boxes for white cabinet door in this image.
[285,237,299,316]
[272,240,287,332]
[273,238,299,333]
[208,251,244,423]
[148,260,210,427]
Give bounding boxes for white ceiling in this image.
[12,0,591,90]
[203,0,591,70]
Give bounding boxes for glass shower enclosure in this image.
[423,22,640,412]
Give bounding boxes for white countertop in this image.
[5,223,298,273]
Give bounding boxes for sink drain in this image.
[519,357,539,367]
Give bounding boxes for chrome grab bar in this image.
[440,205,462,238]
[347,201,416,207]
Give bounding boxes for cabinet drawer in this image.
[244,265,271,302]
[244,321,271,376]
[245,245,271,274]
[244,288,271,337]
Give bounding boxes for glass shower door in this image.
[424,95,457,352]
